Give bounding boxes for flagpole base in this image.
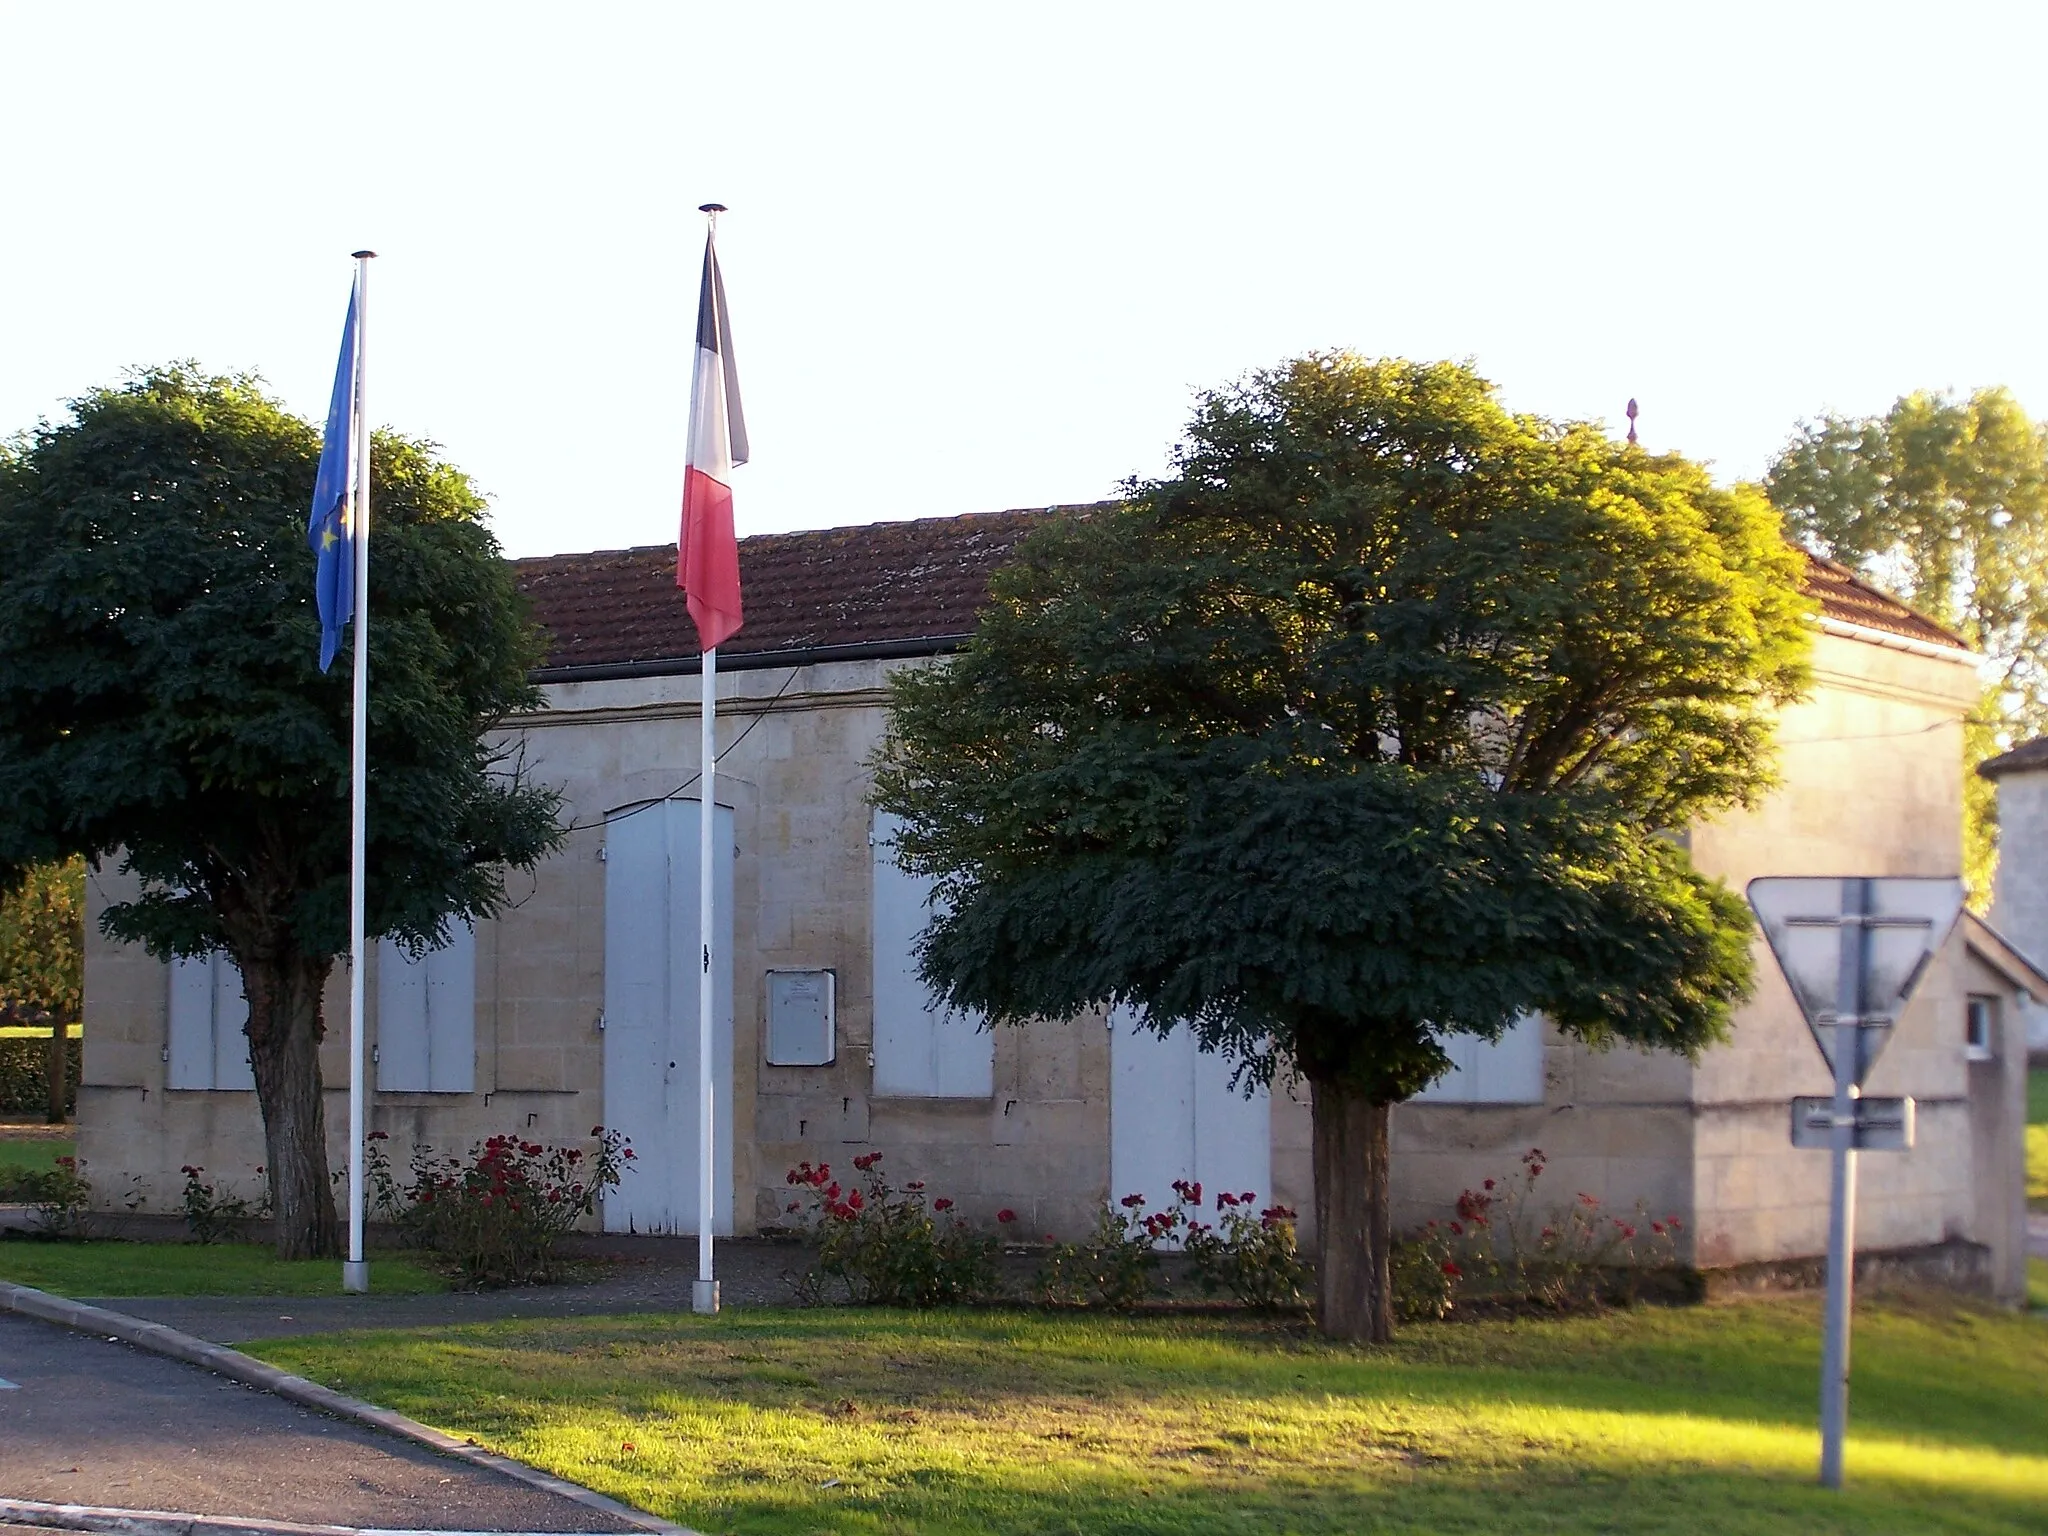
[343,1260,370,1294]
[692,1280,720,1316]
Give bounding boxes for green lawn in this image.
[0,1239,447,1297]
[2032,1259,2048,1311]
[254,1297,2048,1535]
[0,1137,73,1177]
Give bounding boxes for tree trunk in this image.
[1308,1073,1394,1343]
[240,951,339,1260]
[46,1022,67,1125]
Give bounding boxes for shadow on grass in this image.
[296,1297,2048,1454]
[254,1298,2048,1534]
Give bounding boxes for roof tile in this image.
[514,508,1967,675]
[1800,554,1968,652]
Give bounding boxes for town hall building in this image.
[77,508,2038,1300]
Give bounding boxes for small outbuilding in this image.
[76,509,2035,1299]
[1981,738,2048,1063]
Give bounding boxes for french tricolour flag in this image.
[678,227,749,650]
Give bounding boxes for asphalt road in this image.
[0,1312,637,1531]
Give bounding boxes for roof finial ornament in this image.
[1625,397,1639,446]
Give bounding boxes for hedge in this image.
[0,1034,80,1117]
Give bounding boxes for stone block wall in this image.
[76,628,2013,1283]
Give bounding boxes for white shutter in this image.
[603,804,674,1226]
[376,939,430,1091]
[211,956,255,1090]
[1414,1012,1545,1104]
[1109,1006,1271,1237]
[168,952,253,1090]
[377,923,475,1093]
[167,955,216,1089]
[602,799,735,1235]
[425,923,477,1093]
[870,811,992,1098]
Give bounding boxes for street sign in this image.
[1789,1095,1915,1151]
[1748,876,1963,1085]
[1746,874,1961,1493]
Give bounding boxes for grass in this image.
[2033,1259,2048,1311]
[0,1239,447,1297]
[0,1136,73,1177]
[254,1296,2048,1535]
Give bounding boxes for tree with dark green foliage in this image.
[874,355,1812,1341]
[1765,387,2048,901]
[0,367,563,1258]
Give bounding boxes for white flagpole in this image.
[690,201,727,1318]
[694,642,719,1314]
[343,248,376,1295]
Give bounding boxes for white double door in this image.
[1108,1006,1271,1238]
[602,798,734,1235]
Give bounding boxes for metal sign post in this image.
[1747,875,1962,1491]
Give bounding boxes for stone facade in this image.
[1983,740,2048,1058]
[74,522,2035,1300]
[1386,631,2033,1301]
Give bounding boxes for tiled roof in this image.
[1801,554,1969,652]
[514,507,1968,677]
[516,507,1062,677]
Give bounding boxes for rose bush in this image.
[784,1151,998,1306]
[178,1164,268,1243]
[1413,1148,1682,1313]
[1034,1192,1182,1309]
[1174,1182,1309,1311]
[4,1152,95,1239]
[367,1127,631,1287]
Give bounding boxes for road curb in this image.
[0,1283,694,1536]
[0,1498,639,1536]
[0,1496,364,1536]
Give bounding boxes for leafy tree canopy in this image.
[1766,387,2047,896]
[0,858,83,1026]
[875,354,1812,1337]
[0,366,558,956]
[0,365,563,1255]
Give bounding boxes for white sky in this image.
[3,3,2043,559]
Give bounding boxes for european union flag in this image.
[308,284,359,673]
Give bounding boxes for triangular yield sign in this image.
[1747,876,1964,1086]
